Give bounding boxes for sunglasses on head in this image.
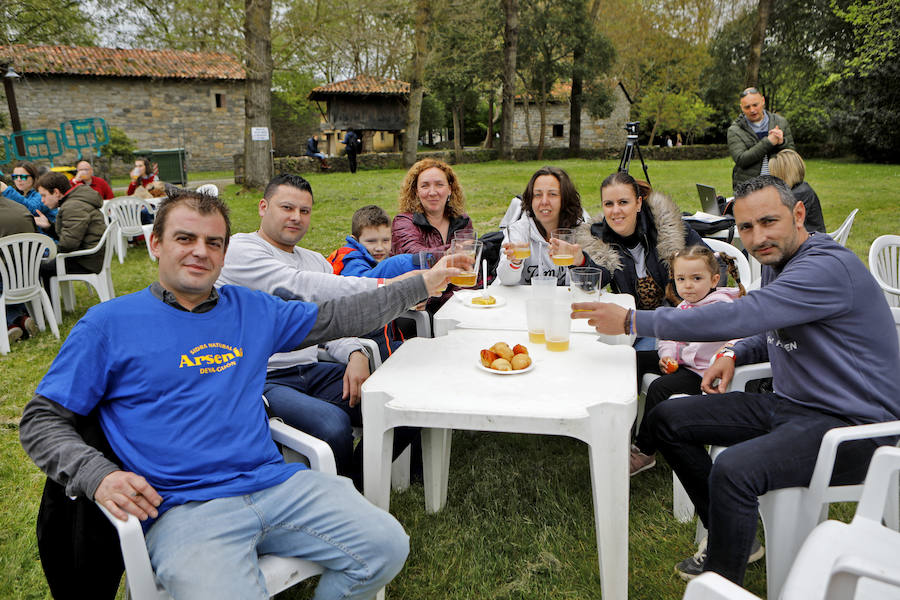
[11,174,30,180]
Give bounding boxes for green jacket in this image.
[727,110,794,192]
[55,185,106,273]
[0,196,36,237]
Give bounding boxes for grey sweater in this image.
[636,233,900,425]
[20,275,429,500]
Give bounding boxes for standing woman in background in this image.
[768,149,826,233]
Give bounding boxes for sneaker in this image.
[14,316,37,339]
[7,325,23,344]
[629,446,656,476]
[675,537,707,581]
[675,537,765,581]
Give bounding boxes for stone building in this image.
[0,45,244,171]
[512,82,631,150]
[308,75,409,155]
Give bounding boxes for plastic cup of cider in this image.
[526,299,549,344]
[545,302,572,351]
[448,239,482,288]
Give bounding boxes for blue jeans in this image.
[145,470,409,599]
[264,363,357,476]
[647,392,880,584]
[633,336,657,351]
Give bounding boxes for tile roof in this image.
[309,75,410,100]
[0,45,244,80]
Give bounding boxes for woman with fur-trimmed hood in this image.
[575,172,706,348]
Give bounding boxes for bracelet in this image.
[623,309,634,335]
[715,348,736,361]
[377,278,385,287]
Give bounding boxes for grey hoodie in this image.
[637,233,900,424]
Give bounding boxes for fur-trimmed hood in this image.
[574,190,688,274]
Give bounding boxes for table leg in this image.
[363,424,395,512]
[587,404,632,600]
[422,428,452,513]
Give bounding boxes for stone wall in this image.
[1,75,244,172]
[512,85,630,149]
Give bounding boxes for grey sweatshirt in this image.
[19,275,429,499]
[636,233,900,425]
[217,232,377,370]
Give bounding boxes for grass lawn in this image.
[1,157,897,599]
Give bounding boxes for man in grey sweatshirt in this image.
[573,176,900,586]
[20,190,457,599]
[216,173,418,482]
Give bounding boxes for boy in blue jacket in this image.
[328,205,418,278]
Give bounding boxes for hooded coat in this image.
[575,191,705,306]
[54,185,106,273]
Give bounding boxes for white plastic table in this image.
[434,281,636,345]
[362,329,637,600]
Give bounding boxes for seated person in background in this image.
[575,172,707,351]
[126,157,157,196]
[767,149,826,234]
[217,174,424,487]
[33,172,106,285]
[328,205,418,278]
[631,245,746,476]
[574,175,900,587]
[305,135,330,169]
[391,158,473,255]
[19,190,453,599]
[497,166,586,286]
[1,195,39,343]
[0,162,57,225]
[70,161,114,201]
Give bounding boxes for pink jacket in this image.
[391,212,473,255]
[657,287,743,376]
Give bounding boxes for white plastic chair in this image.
[869,234,900,307]
[684,446,900,600]
[104,197,154,264]
[99,418,333,599]
[195,183,219,196]
[827,208,858,247]
[50,222,117,324]
[702,237,752,286]
[0,233,60,354]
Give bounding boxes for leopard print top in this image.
[635,275,664,310]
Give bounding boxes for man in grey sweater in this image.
[217,174,420,481]
[20,190,457,599]
[573,176,900,587]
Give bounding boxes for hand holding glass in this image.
[570,267,601,304]
[508,227,531,261]
[448,239,482,288]
[549,228,576,266]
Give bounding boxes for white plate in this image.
[476,360,534,375]
[458,292,507,309]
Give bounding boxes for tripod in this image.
[617,121,651,186]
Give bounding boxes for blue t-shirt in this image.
[36,285,319,516]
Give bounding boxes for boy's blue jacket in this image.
[329,236,418,278]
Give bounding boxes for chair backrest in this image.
[702,237,752,287]
[869,234,900,308]
[827,208,858,247]
[0,234,57,301]
[195,183,219,197]
[106,196,150,236]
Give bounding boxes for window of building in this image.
[552,124,564,138]
[214,93,225,109]
[380,132,386,141]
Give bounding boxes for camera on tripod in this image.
[624,121,640,137]
[617,121,650,185]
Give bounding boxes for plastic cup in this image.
[526,299,550,345]
[545,302,572,351]
[452,230,477,243]
[418,249,447,291]
[531,275,557,300]
[508,227,531,260]
[570,266,601,305]
[448,239,482,288]
[550,228,576,266]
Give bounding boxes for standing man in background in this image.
[341,130,360,174]
[727,87,794,192]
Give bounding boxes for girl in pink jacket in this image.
[631,245,746,475]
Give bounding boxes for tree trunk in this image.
[452,102,463,163]
[500,0,518,160]
[483,92,495,148]
[536,89,548,160]
[569,0,601,157]
[243,0,274,190]
[403,0,429,167]
[744,0,772,89]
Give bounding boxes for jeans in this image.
[647,391,879,584]
[264,363,420,488]
[633,336,657,351]
[145,470,409,600]
[634,350,701,455]
[264,363,356,476]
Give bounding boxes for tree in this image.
[243,0,274,189]
[500,0,518,160]
[403,0,429,167]
[568,0,611,156]
[744,0,773,88]
[1,0,96,46]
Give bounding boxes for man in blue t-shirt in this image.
[19,190,458,599]
[573,176,900,589]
